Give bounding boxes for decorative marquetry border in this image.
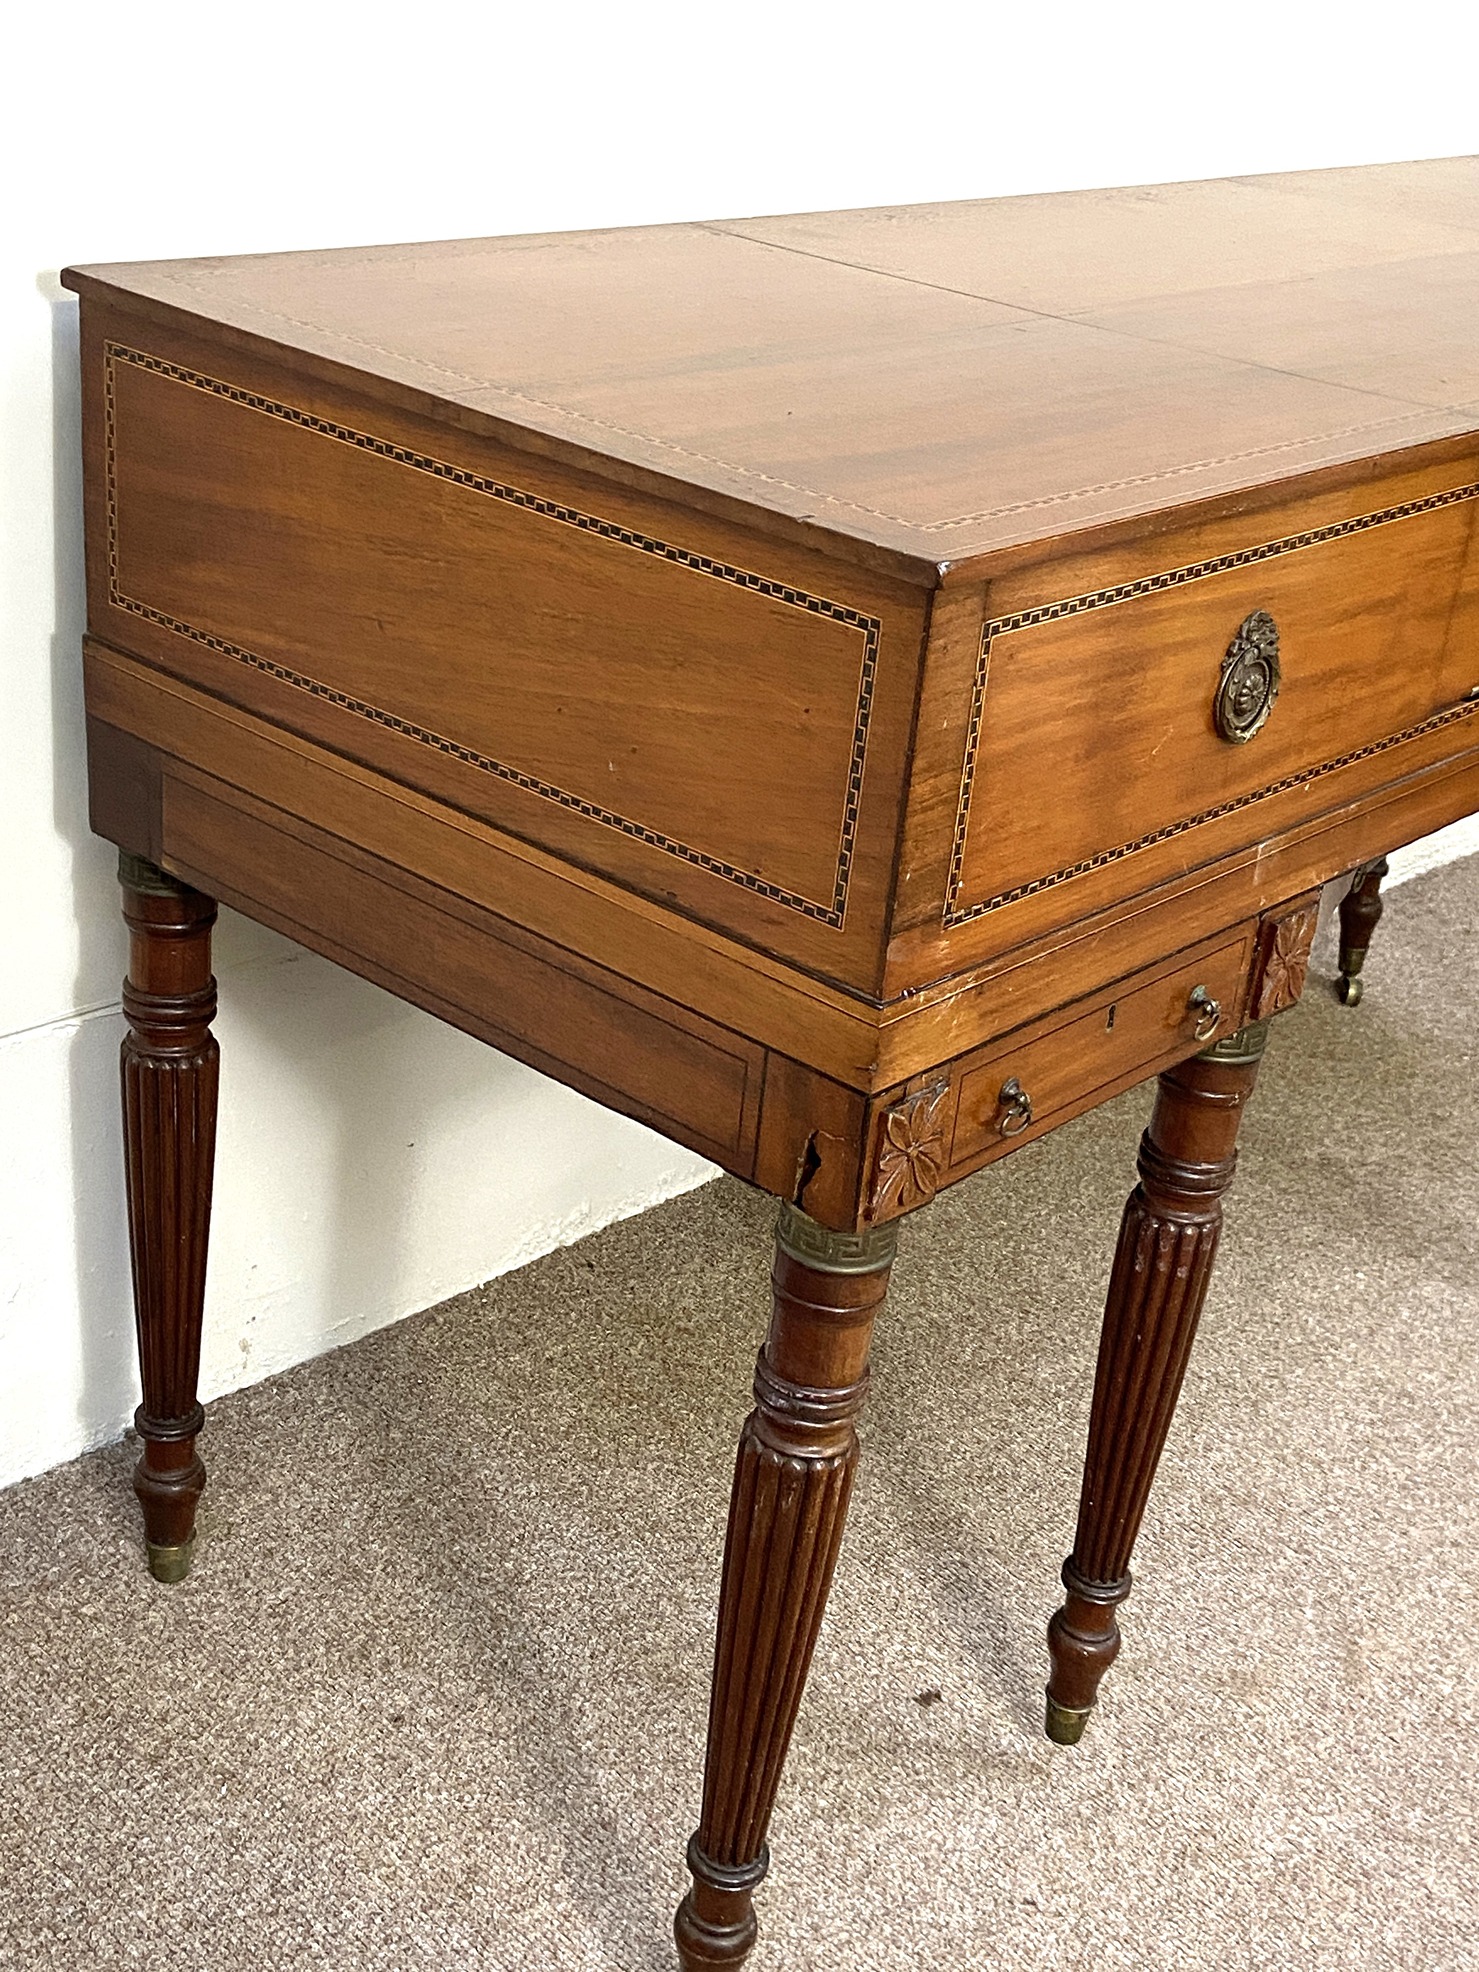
[943,480,1479,928]
[102,342,882,930]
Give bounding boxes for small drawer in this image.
[949,932,1253,1166]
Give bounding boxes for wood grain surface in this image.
[62,160,1479,569]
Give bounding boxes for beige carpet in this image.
[3,859,1477,1972]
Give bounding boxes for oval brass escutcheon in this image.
[1214,609,1281,744]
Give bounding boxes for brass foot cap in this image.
[1336,973,1364,1006]
[146,1536,196,1584]
[1045,1694,1093,1745]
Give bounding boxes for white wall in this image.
[4,3,1477,1491]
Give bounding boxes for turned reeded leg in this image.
[1336,857,1388,1006]
[674,1203,897,1971]
[118,852,220,1584]
[1045,1022,1268,1745]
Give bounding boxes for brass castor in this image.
[146,1535,196,1584]
[1045,1693,1093,1745]
[1336,856,1386,1009]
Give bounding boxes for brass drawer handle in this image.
[1215,609,1281,743]
[997,1077,1033,1138]
[1186,984,1222,1042]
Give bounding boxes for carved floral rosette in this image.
[869,1081,950,1219]
[1252,899,1320,1019]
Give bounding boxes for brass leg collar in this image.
[1198,1018,1271,1065]
[775,1201,898,1275]
[118,850,191,898]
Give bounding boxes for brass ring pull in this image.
[997,1077,1033,1138]
[1186,984,1222,1042]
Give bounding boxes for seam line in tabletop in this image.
[102,341,881,931]
[137,265,1468,539]
[943,478,1479,927]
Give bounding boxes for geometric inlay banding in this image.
[104,343,882,930]
[944,478,1479,928]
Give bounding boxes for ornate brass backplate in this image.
[1214,610,1281,744]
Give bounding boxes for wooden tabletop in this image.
[66,158,1479,575]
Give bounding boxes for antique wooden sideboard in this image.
[63,157,1479,1968]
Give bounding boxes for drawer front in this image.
[864,927,1257,1222]
[948,933,1253,1166]
[948,477,1479,928]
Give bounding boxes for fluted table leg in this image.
[674,1202,897,1971]
[1337,857,1388,1006]
[1045,1021,1268,1744]
[118,853,220,1584]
